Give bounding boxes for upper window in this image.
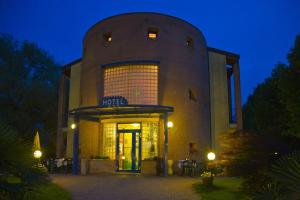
[104,32,112,43]
[186,37,194,48]
[104,64,158,105]
[148,28,158,39]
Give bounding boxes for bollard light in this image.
[207,152,216,161]
[33,150,42,159]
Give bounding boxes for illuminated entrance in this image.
[116,123,141,172]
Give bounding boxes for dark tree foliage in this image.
[0,34,60,158]
[0,123,48,199]
[221,36,300,198]
[243,35,300,139]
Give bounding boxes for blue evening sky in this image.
[1,0,300,103]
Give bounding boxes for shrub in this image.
[0,123,48,199]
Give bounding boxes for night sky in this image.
[1,0,300,103]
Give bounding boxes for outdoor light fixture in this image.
[33,150,42,159]
[121,156,125,160]
[207,152,216,161]
[167,121,173,128]
[132,123,139,128]
[71,123,76,130]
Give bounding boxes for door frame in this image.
[116,123,141,173]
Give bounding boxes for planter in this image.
[141,160,157,175]
[202,176,214,186]
[168,160,174,175]
[81,159,89,175]
[88,159,114,174]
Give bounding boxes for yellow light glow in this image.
[121,156,125,160]
[33,150,42,159]
[71,123,76,130]
[148,32,157,39]
[107,36,112,42]
[167,121,173,128]
[207,152,216,161]
[132,123,139,128]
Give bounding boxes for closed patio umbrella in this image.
[33,131,41,151]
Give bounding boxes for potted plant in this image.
[201,171,214,186]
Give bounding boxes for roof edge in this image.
[62,58,82,71]
[207,47,240,59]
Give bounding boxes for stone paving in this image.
[51,173,201,200]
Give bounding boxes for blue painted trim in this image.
[132,132,136,170]
[101,60,160,68]
[116,125,142,173]
[72,132,79,175]
[116,170,141,173]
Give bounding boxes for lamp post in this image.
[33,150,42,167]
[72,117,80,175]
[207,152,216,184]
[207,152,216,161]
[33,131,42,167]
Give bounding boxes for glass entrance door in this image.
[116,123,141,172]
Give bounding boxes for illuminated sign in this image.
[100,96,128,107]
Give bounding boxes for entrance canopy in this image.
[69,104,173,176]
[69,104,174,120]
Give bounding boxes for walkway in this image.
[51,173,201,200]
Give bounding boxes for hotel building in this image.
[56,12,242,175]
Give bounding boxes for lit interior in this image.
[102,122,158,160]
[148,32,157,39]
[104,64,158,105]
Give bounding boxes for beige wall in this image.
[80,13,211,160]
[209,52,230,150]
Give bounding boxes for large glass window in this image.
[102,123,116,159]
[142,122,158,160]
[104,64,158,105]
[102,121,158,160]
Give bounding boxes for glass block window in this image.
[142,122,158,160]
[102,123,116,159]
[104,64,158,105]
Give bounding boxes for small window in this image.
[104,33,112,43]
[188,88,197,101]
[148,28,158,39]
[186,37,194,47]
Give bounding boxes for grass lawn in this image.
[3,179,71,200]
[193,177,250,200]
[33,182,71,200]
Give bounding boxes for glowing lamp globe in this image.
[167,121,173,128]
[71,123,76,130]
[33,150,42,159]
[207,152,216,161]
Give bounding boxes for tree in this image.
[277,36,300,138]
[0,33,60,157]
[243,35,300,140]
[223,35,300,198]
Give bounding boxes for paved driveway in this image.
[51,173,201,200]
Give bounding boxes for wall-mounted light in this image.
[167,121,173,128]
[132,123,139,128]
[71,123,76,130]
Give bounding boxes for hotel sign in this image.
[100,96,128,107]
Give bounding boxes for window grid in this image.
[142,122,158,160]
[104,64,158,105]
[102,123,116,159]
[102,122,158,160]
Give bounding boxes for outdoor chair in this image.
[181,160,198,177]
